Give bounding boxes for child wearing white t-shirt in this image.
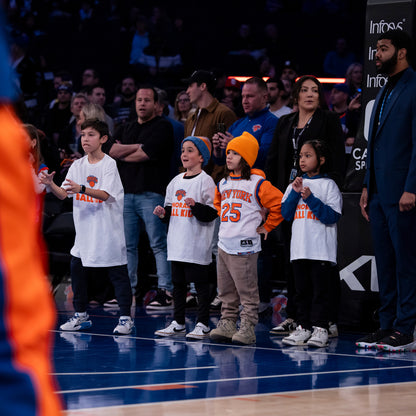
[153,136,217,339]
[281,139,342,348]
[40,119,134,335]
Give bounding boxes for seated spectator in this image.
[267,77,292,118]
[323,37,356,77]
[345,62,363,98]
[129,15,149,66]
[85,85,114,134]
[59,93,87,158]
[43,81,73,145]
[110,76,138,129]
[80,67,100,91]
[173,90,193,124]
[221,77,244,118]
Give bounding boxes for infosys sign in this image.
[344,0,415,191]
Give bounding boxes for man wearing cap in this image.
[184,70,237,183]
[267,77,292,118]
[213,77,278,169]
[329,83,358,157]
[44,81,73,144]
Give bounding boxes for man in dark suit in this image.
[357,30,416,352]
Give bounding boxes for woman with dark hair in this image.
[265,75,345,337]
[266,75,345,191]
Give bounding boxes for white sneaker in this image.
[282,325,311,346]
[60,312,92,331]
[307,326,329,347]
[186,322,210,340]
[328,322,338,338]
[155,320,186,337]
[113,316,134,335]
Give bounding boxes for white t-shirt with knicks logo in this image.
[64,154,127,267]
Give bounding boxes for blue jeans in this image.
[124,192,172,294]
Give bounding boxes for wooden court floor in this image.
[52,286,416,415]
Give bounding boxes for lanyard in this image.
[378,89,393,126]
[292,115,313,166]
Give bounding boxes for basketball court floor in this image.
[52,285,416,415]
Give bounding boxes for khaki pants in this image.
[217,247,259,326]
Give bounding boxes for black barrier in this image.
[337,193,379,331]
[344,0,416,191]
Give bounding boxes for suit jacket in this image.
[265,108,345,191]
[365,67,416,204]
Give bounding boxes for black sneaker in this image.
[146,289,174,310]
[270,318,297,335]
[355,329,392,349]
[376,330,415,352]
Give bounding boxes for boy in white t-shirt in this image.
[153,136,217,339]
[41,119,134,335]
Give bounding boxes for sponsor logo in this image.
[369,19,405,34]
[87,175,98,188]
[340,256,378,292]
[366,74,387,89]
[240,239,253,247]
[352,147,368,171]
[175,189,186,201]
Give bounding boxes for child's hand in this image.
[184,197,195,207]
[256,225,268,240]
[153,205,166,218]
[301,186,311,199]
[292,177,303,193]
[63,179,81,194]
[39,170,55,185]
[260,206,269,222]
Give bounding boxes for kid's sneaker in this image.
[146,288,174,310]
[186,322,210,340]
[113,316,134,335]
[155,320,186,337]
[60,312,92,331]
[282,325,311,346]
[307,326,329,348]
[270,318,297,335]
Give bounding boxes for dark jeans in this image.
[71,256,132,316]
[172,261,210,326]
[292,259,331,330]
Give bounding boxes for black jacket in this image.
[265,108,345,191]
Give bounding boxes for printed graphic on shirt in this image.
[252,124,262,132]
[75,193,103,204]
[175,189,186,201]
[294,202,318,220]
[172,189,192,218]
[87,175,98,187]
[240,239,253,247]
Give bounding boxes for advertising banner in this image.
[344,0,415,191]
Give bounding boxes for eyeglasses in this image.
[177,98,190,103]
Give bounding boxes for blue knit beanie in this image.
[181,136,212,166]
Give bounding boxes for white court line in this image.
[52,330,416,363]
[57,364,416,394]
[62,380,416,414]
[53,366,217,376]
